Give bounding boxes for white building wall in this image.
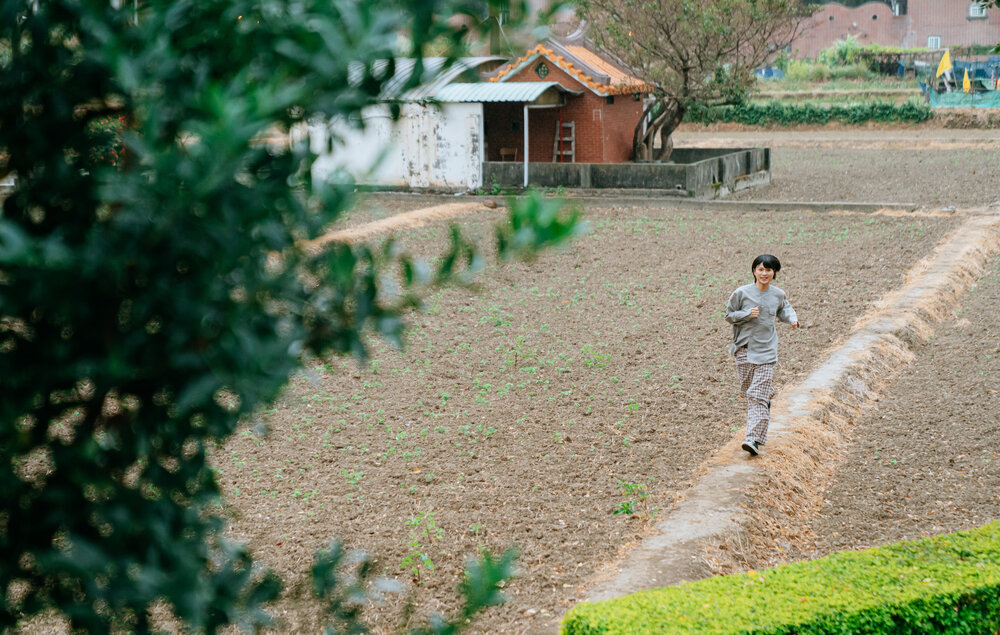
[312,102,484,191]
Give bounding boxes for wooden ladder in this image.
[552,121,575,162]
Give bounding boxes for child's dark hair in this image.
[751,254,781,278]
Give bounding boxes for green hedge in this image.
[562,522,1000,634]
[685,100,933,126]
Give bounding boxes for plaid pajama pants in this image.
[734,347,775,444]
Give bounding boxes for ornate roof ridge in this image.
[490,43,650,96]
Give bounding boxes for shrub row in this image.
[561,522,1000,634]
[685,100,933,126]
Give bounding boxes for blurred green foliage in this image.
[0,0,581,631]
[311,541,516,635]
[86,114,128,167]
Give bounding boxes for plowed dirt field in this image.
[211,127,1000,634]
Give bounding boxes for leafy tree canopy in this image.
[0,0,580,631]
[576,0,809,160]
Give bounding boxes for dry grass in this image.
[299,201,497,252]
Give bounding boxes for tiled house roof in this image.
[489,42,652,96]
[562,45,639,88]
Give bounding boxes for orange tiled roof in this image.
[490,44,651,96]
[564,45,636,87]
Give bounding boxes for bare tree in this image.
[577,0,810,161]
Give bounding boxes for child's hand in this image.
[749,307,759,318]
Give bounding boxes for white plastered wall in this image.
[311,102,484,191]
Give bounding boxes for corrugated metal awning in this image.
[431,82,583,103]
[349,57,507,100]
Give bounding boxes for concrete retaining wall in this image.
[483,147,770,199]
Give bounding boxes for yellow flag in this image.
[936,49,952,77]
[964,69,971,93]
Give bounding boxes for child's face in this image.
[753,263,775,285]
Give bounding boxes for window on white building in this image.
[969,2,987,18]
[927,35,942,49]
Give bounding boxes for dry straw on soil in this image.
[706,339,913,574]
[702,215,1000,575]
[300,201,497,251]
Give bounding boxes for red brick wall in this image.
[600,94,643,163]
[906,0,1000,49]
[483,59,643,163]
[793,0,1000,58]
[794,2,901,58]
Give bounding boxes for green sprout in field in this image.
[400,510,445,584]
[580,344,610,369]
[613,479,655,522]
[341,467,364,487]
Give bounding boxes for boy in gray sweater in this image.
[725,254,798,456]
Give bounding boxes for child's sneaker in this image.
[741,440,759,456]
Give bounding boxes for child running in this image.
[725,254,798,456]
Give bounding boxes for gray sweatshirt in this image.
[725,283,797,364]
